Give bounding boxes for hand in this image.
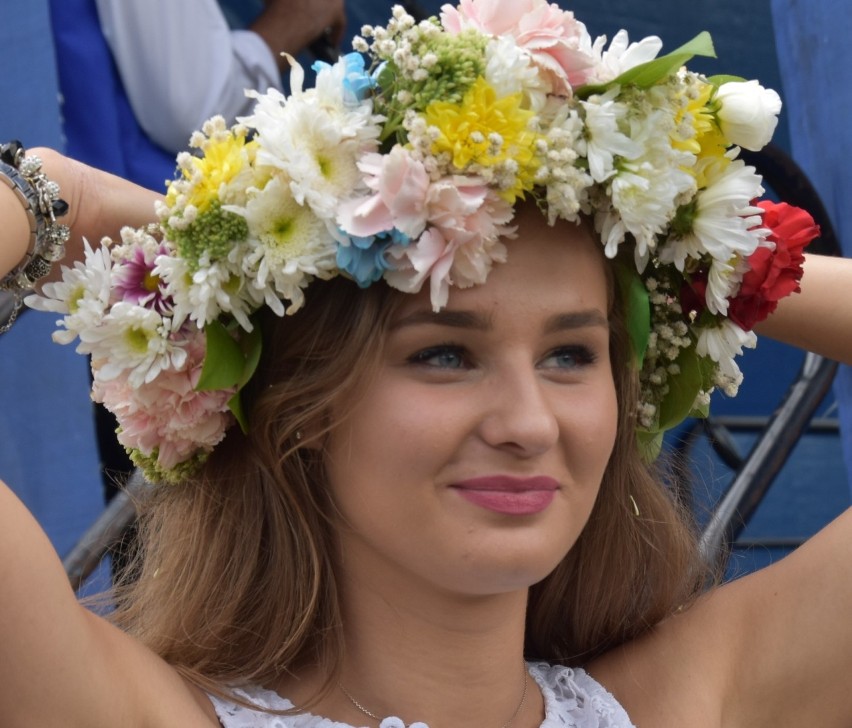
[252,0,346,70]
[27,149,161,283]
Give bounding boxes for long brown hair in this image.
[110,238,710,701]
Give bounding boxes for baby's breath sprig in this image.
[361,11,488,147]
[637,272,696,431]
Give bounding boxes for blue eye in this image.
[409,345,468,369]
[541,345,596,370]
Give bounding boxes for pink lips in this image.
[451,475,559,515]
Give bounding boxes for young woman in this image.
[2,2,852,726]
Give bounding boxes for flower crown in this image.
[31,0,819,483]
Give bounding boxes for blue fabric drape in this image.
[771,0,852,490]
[48,0,177,191]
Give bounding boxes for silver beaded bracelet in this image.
[0,140,70,333]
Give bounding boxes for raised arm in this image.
[1,147,161,282]
[755,253,852,365]
[0,477,218,726]
[1,149,217,726]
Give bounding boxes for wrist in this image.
[0,141,70,333]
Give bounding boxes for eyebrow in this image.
[390,308,609,332]
[543,310,609,333]
[390,309,491,331]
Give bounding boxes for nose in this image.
[476,364,560,457]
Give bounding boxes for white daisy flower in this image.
[25,238,113,344]
[703,252,752,316]
[588,30,664,84]
[231,175,339,315]
[155,249,256,331]
[77,302,188,388]
[696,318,756,382]
[242,57,382,222]
[605,108,696,262]
[659,154,767,272]
[580,88,643,183]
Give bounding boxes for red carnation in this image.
[727,200,819,331]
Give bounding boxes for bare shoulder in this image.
[84,609,223,727]
[587,585,732,727]
[590,507,852,728]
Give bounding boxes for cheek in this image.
[323,386,435,511]
[568,377,618,477]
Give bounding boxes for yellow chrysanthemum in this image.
[181,131,255,213]
[673,81,729,186]
[424,77,540,201]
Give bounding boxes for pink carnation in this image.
[386,179,515,309]
[337,147,431,239]
[440,0,597,94]
[92,332,235,472]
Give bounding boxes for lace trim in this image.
[208,662,636,728]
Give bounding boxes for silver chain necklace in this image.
[338,663,529,727]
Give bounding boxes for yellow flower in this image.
[673,80,730,187]
[424,77,540,201]
[177,130,255,213]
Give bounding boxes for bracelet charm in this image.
[0,140,70,333]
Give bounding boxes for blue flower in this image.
[313,53,379,106]
[336,228,410,288]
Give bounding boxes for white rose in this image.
[715,80,782,151]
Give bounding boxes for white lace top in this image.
[208,662,636,728]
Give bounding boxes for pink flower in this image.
[112,241,173,314]
[92,332,235,471]
[440,0,597,94]
[386,179,515,309]
[337,147,431,238]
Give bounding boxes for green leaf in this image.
[197,320,247,391]
[615,263,650,366]
[197,318,264,434]
[576,31,716,99]
[228,391,249,434]
[706,74,746,88]
[235,324,263,390]
[655,346,714,433]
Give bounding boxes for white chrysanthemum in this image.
[580,88,643,182]
[155,249,257,331]
[241,57,382,222]
[696,318,756,384]
[25,238,113,345]
[603,109,696,262]
[703,252,752,316]
[231,175,339,315]
[76,302,187,388]
[484,36,550,111]
[587,30,664,84]
[659,154,767,273]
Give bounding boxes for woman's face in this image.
[324,208,618,599]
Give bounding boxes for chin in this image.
[442,545,574,597]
